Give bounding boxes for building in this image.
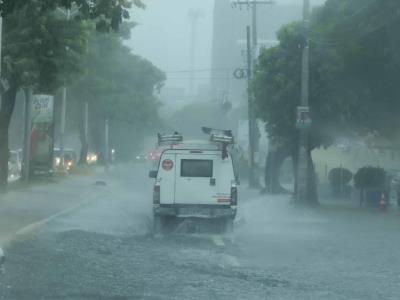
[211,0,304,107]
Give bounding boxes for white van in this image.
[149,129,239,233]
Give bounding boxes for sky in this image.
[127,0,326,95]
[128,0,214,95]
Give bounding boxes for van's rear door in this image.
[175,154,217,205]
[157,152,176,205]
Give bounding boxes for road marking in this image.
[2,192,105,250]
[212,235,225,247]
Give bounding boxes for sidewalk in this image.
[0,169,108,247]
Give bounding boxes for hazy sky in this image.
[128,0,214,94]
[127,0,326,93]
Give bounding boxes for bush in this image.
[354,166,386,190]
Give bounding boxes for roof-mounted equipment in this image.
[157,132,183,147]
[202,127,234,159]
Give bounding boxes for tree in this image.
[310,0,400,140]
[0,0,145,190]
[1,0,144,32]
[253,0,400,205]
[253,22,353,204]
[68,30,165,163]
[0,1,89,189]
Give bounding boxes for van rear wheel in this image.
[223,217,234,234]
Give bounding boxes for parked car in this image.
[8,150,22,179]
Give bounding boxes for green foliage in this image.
[68,30,166,160]
[253,21,355,151]
[2,1,90,92]
[328,168,353,187]
[354,166,386,190]
[1,0,144,32]
[253,0,400,152]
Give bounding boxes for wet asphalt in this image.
[1,164,400,300]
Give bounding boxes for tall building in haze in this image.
[210,0,303,107]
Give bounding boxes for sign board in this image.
[32,95,54,123]
[30,94,55,176]
[296,106,312,129]
[233,68,248,80]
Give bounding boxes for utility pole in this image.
[84,101,89,148]
[104,118,109,171]
[59,86,67,172]
[188,10,203,97]
[295,0,311,203]
[232,0,273,188]
[22,88,32,181]
[56,5,79,172]
[245,26,258,187]
[0,16,2,82]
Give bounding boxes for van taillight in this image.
[153,185,160,205]
[231,186,237,206]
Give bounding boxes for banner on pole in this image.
[30,95,55,176]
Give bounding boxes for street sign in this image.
[233,68,248,79]
[296,106,312,129]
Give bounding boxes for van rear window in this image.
[181,159,213,178]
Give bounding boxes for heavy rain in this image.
[0,0,400,299]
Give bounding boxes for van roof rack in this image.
[202,127,234,144]
[201,127,234,159]
[157,132,183,146]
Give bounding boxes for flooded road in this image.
[1,164,400,300]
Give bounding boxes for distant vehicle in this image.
[87,152,98,165]
[53,148,77,171]
[64,149,77,171]
[109,148,116,163]
[147,147,164,162]
[135,153,147,162]
[53,148,62,169]
[149,129,239,233]
[8,150,22,179]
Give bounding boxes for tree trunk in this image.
[359,188,364,207]
[292,145,319,206]
[306,149,319,205]
[292,149,298,199]
[0,82,19,191]
[264,146,290,193]
[91,111,105,165]
[78,101,88,165]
